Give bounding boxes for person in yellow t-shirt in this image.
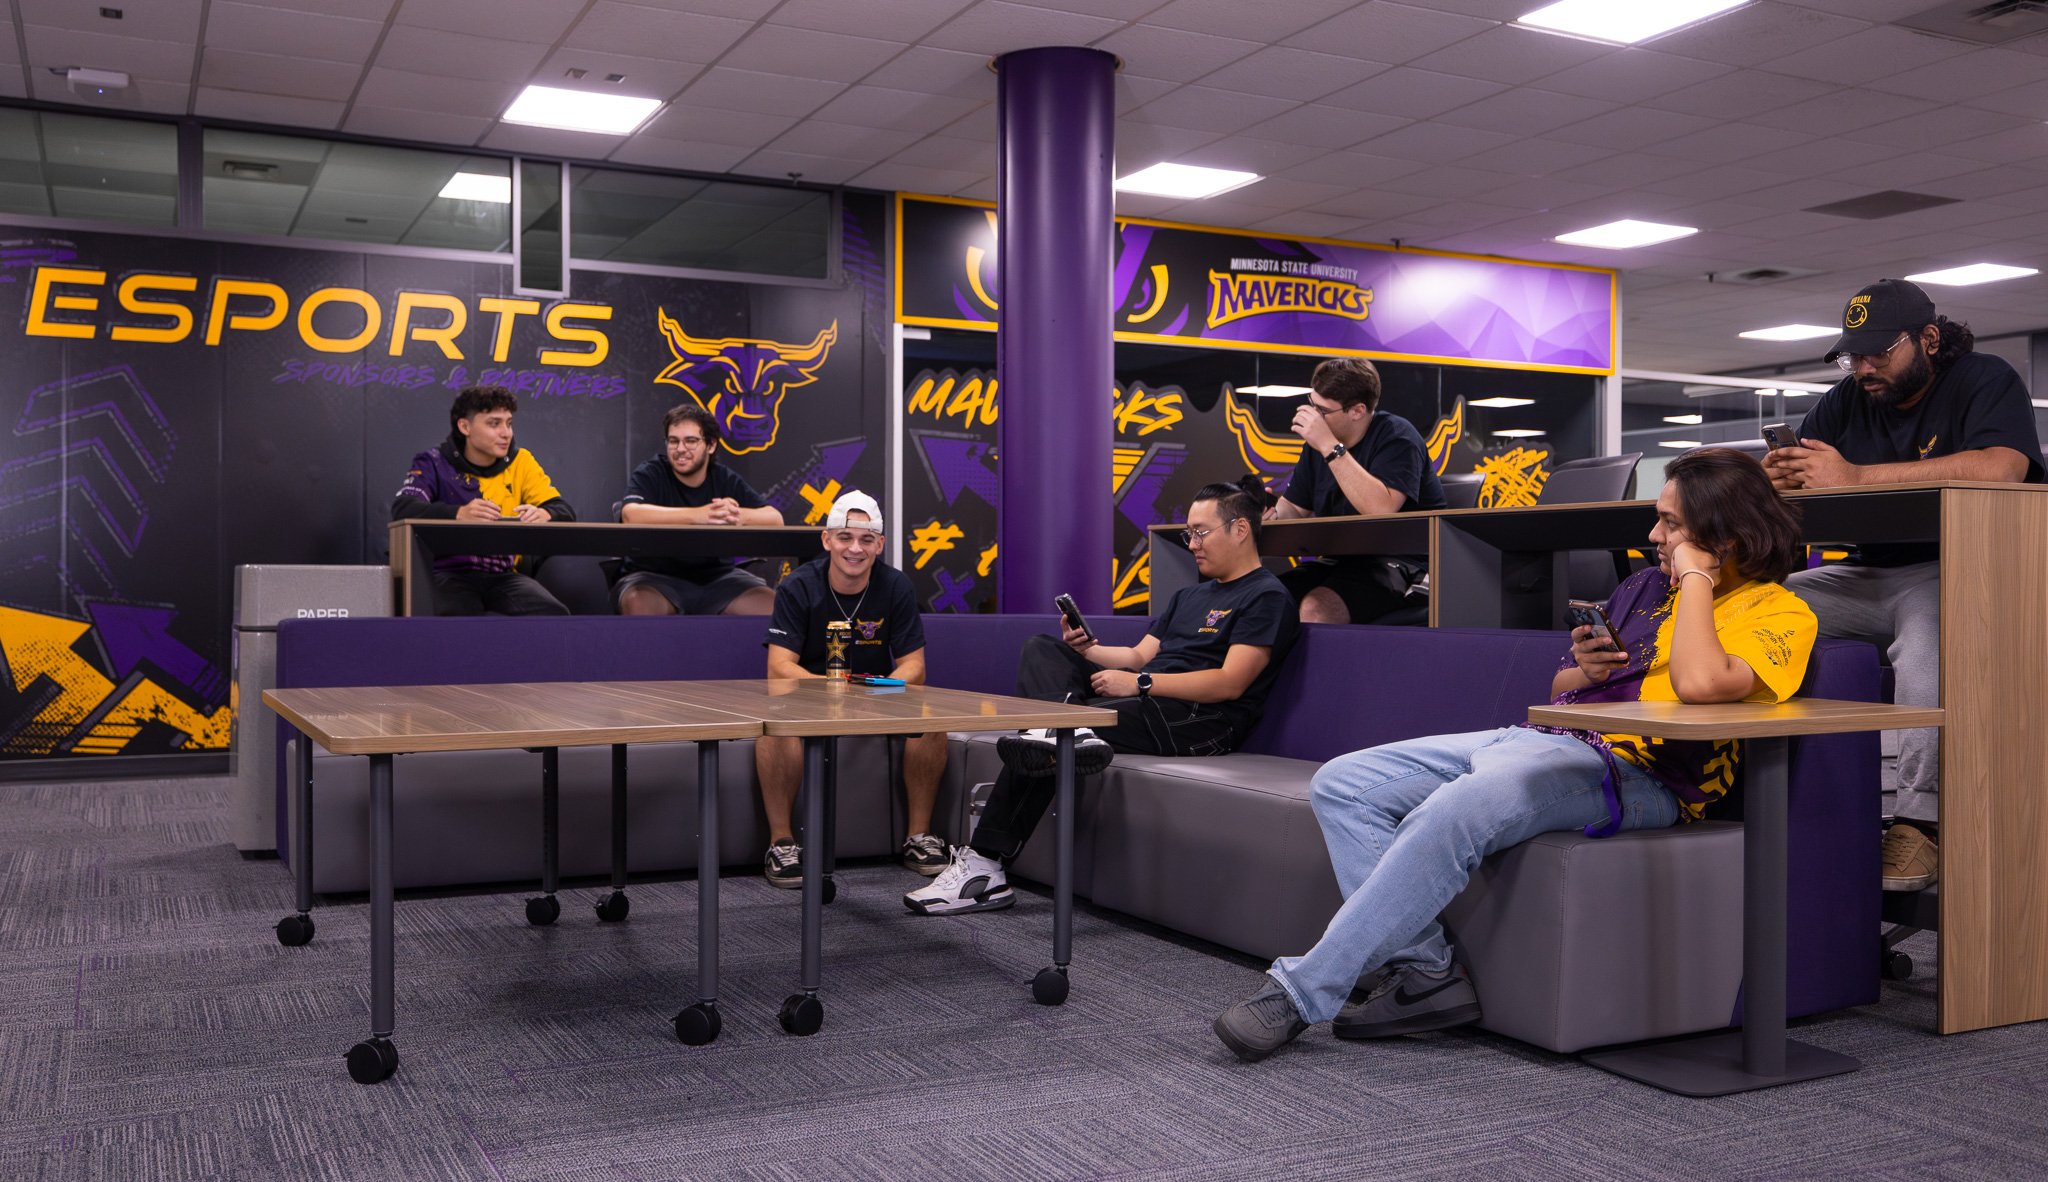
[1215,448,1816,1062]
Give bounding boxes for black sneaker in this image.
[762,839,802,889]
[997,727,1114,778]
[900,832,948,875]
[1332,963,1480,1039]
[1213,980,1309,1063]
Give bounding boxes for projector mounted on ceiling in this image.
[55,66,130,96]
[1898,0,2048,45]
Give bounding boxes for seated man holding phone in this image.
[905,477,1300,916]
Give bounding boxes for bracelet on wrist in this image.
[1676,568,1715,586]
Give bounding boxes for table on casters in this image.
[1528,697,1943,1097]
[263,682,761,1084]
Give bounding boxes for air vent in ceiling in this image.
[1804,190,1960,220]
[1709,266,1822,285]
[1897,0,2048,45]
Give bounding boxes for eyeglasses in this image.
[1180,526,1216,546]
[1306,401,1344,417]
[667,437,709,451]
[1834,333,1912,373]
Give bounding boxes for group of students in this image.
[392,275,2040,1063]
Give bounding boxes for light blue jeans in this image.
[1269,727,1681,1023]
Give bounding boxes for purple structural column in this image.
[996,46,1116,614]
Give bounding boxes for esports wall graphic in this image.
[0,194,889,763]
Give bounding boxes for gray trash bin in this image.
[229,564,392,852]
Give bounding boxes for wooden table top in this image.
[635,679,1121,737]
[1528,698,1944,740]
[262,683,763,755]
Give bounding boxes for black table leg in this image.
[275,732,317,947]
[779,737,828,1036]
[822,737,838,905]
[596,745,630,922]
[526,748,562,926]
[1031,729,1074,1005]
[346,754,399,1084]
[1582,736,1859,1095]
[674,741,722,1045]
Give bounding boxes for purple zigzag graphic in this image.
[1115,443,1189,534]
[914,433,1000,509]
[86,602,227,709]
[762,438,867,521]
[0,238,80,282]
[930,569,975,614]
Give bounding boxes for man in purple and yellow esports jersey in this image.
[1765,278,2042,892]
[392,384,577,616]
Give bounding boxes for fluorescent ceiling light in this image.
[502,84,660,134]
[1664,414,1703,425]
[1903,263,2039,287]
[1517,0,1749,45]
[1738,323,1836,342]
[1753,388,1778,399]
[1491,429,1546,438]
[1781,389,1816,397]
[1554,219,1697,249]
[438,172,511,203]
[1659,440,1703,449]
[2033,399,2048,409]
[1469,397,1535,408]
[1238,385,1314,396]
[1116,162,1260,200]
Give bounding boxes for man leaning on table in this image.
[616,403,784,617]
[756,491,950,885]
[1764,278,2043,892]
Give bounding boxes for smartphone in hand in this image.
[1564,599,1622,653]
[1054,593,1096,644]
[1761,423,1797,451]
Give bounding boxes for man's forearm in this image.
[1849,446,2031,486]
[1329,455,1404,516]
[1080,643,1140,670]
[1150,667,1247,704]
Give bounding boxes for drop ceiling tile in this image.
[1096,25,1261,84]
[1155,192,1303,229]
[1458,138,1615,177]
[1641,122,1813,166]
[1433,88,1617,137]
[22,26,200,83]
[642,106,799,148]
[1950,122,2048,166]
[888,134,991,171]
[1534,50,1730,104]
[1020,0,1156,17]
[863,47,997,100]
[1758,25,1975,89]
[848,160,984,194]
[1840,103,2046,147]
[1196,47,1390,102]
[1123,86,1296,135]
[1207,176,1352,210]
[1113,120,1222,166]
[1175,136,1326,177]
[1240,104,1409,151]
[1725,137,1875,181]
[1280,3,1497,65]
[1962,77,2048,121]
[1408,24,1617,87]
[1925,164,2048,200]
[958,177,997,200]
[943,102,998,139]
[1743,87,1938,139]
[1640,69,1836,122]
[1246,210,1369,240]
[19,0,201,41]
[769,0,973,41]
[195,88,346,128]
[375,28,550,83]
[1302,188,1438,221]
[199,49,361,102]
[1472,174,1614,212]
[767,120,923,159]
[479,122,630,157]
[534,50,703,99]
[1885,48,2048,103]
[1642,165,1798,203]
[1142,0,1355,41]
[395,0,579,42]
[605,136,753,173]
[565,4,756,64]
[1826,151,2009,193]
[1374,164,1522,199]
[1318,67,1508,121]
[1720,209,1862,243]
[728,148,871,187]
[356,66,521,120]
[263,0,398,16]
[1114,74,1179,114]
[204,3,383,64]
[1648,4,1867,68]
[920,3,1128,57]
[1356,120,1517,165]
[811,86,980,136]
[1270,150,1428,188]
[344,104,496,146]
[1564,152,1701,189]
[1546,106,1719,152]
[720,24,909,85]
[677,67,846,117]
[1643,197,1772,233]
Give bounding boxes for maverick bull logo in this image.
[654,310,838,455]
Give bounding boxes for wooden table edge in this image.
[1526,699,1944,740]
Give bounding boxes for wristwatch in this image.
[1136,672,1153,698]
[1325,442,1348,462]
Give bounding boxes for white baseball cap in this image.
[824,489,884,534]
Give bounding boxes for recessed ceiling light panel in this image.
[1469,397,1535,408]
[1115,162,1260,200]
[1664,414,1703,425]
[1658,440,1703,449]
[502,84,659,135]
[438,172,512,203]
[1491,429,1546,438]
[1903,263,2039,287]
[1517,0,1749,45]
[1238,385,1315,396]
[1554,219,1697,249]
[1738,324,1836,341]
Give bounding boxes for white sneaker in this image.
[903,846,1014,915]
[997,727,1114,777]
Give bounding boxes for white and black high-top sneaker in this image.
[996,727,1114,778]
[903,846,1014,915]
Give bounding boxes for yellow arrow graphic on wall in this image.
[0,606,112,755]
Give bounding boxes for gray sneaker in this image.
[762,839,802,889]
[1213,980,1309,1063]
[900,832,948,875]
[1333,963,1480,1039]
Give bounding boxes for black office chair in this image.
[1537,453,1644,604]
[1440,471,1483,510]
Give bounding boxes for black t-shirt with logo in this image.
[1143,566,1300,736]
[765,555,925,676]
[1283,410,1447,518]
[619,456,770,581]
[1798,351,2044,565]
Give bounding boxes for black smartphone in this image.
[1761,422,1797,451]
[1054,593,1095,643]
[1564,599,1621,652]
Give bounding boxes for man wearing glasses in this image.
[1765,278,2042,892]
[615,403,784,616]
[906,478,1299,915]
[1267,357,1446,624]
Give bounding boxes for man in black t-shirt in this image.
[906,477,1301,916]
[616,404,784,617]
[1765,278,2043,893]
[1269,357,1445,625]
[756,491,949,886]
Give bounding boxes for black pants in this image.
[431,569,570,616]
[971,635,1236,861]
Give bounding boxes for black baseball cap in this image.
[1823,278,1935,363]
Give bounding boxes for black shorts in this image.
[1278,557,1424,625]
[612,567,766,615]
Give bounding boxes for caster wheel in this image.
[778,993,824,1036]
[526,895,561,926]
[822,878,838,906]
[1031,966,1070,1006]
[1884,951,1914,981]
[594,891,630,923]
[345,1037,398,1084]
[275,913,315,947]
[673,1002,722,1045]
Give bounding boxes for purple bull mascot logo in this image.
[654,310,839,455]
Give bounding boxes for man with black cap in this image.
[1765,278,2042,892]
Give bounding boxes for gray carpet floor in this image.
[3,773,2045,1182]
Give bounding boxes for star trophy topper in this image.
[824,620,852,680]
